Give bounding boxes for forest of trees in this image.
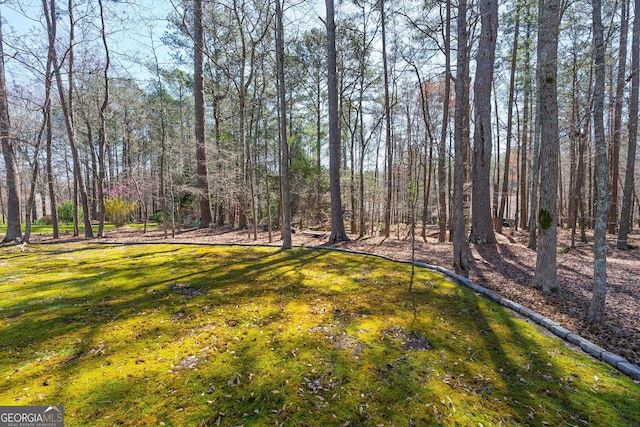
[0,0,639,321]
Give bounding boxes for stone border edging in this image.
[425,262,640,381]
[96,240,640,381]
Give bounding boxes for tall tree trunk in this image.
[264,119,273,243]
[574,132,588,245]
[316,75,323,225]
[588,142,594,229]
[0,12,21,243]
[453,0,471,275]
[568,47,578,241]
[149,39,169,238]
[358,12,369,239]
[44,0,93,238]
[497,3,520,234]
[249,113,258,240]
[519,15,532,231]
[407,63,434,242]
[85,119,97,220]
[618,0,640,249]
[589,0,609,323]
[194,0,213,228]
[231,2,267,232]
[275,0,292,249]
[349,110,357,234]
[326,0,348,242]
[470,0,498,245]
[438,0,451,243]
[527,0,542,250]
[532,0,561,292]
[527,108,540,248]
[24,109,47,243]
[212,91,226,227]
[558,154,564,227]
[381,0,393,239]
[569,136,578,246]
[97,0,110,237]
[608,0,629,234]
[569,30,591,248]
[45,41,59,239]
[492,81,501,230]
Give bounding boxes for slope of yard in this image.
[1,243,638,426]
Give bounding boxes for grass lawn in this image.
[0,223,118,235]
[0,243,638,426]
[0,222,158,236]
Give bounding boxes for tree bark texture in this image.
[45,40,59,239]
[276,0,292,249]
[519,16,533,231]
[97,0,110,237]
[453,0,471,275]
[608,0,628,234]
[532,0,561,292]
[497,2,520,234]
[0,12,22,243]
[381,0,393,239]
[470,0,498,245]
[438,0,451,243]
[618,0,640,249]
[24,108,47,243]
[326,0,348,242]
[194,0,213,228]
[590,0,609,323]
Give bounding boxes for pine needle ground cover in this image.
[0,243,638,426]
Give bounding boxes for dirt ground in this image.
[31,224,640,366]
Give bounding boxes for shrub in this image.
[150,210,165,224]
[33,216,52,225]
[57,201,82,224]
[105,197,137,227]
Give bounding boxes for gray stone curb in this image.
[549,324,571,339]
[539,317,559,329]
[618,362,640,379]
[318,248,640,381]
[97,241,640,381]
[413,258,640,381]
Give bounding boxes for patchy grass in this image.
[0,243,638,426]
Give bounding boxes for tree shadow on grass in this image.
[0,247,325,349]
[473,243,534,285]
[410,283,640,426]
[40,278,640,425]
[1,244,638,426]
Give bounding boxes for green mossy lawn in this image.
[0,243,638,426]
[0,223,162,236]
[0,223,118,236]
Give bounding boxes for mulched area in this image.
[29,224,640,366]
